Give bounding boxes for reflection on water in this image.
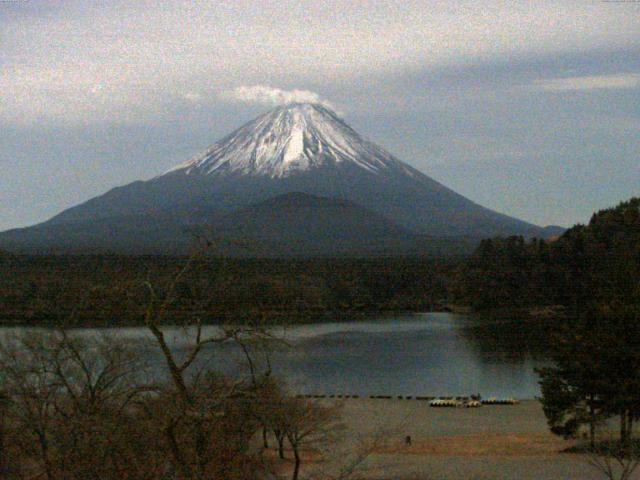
[0,313,547,399]
[456,314,553,363]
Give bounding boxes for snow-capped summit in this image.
[167,103,412,179]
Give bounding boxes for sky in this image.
[1,0,639,231]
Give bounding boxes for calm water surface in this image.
[2,313,546,399]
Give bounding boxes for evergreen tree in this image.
[538,306,640,449]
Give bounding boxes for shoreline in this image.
[314,398,604,480]
[299,393,529,402]
[0,308,446,329]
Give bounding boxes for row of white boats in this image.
[429,397,519,407]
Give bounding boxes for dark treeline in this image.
[0,255,457,326]
[452,197,640,316]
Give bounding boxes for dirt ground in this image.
[293,398,640,480]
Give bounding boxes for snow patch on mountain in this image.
[165,103,415,179]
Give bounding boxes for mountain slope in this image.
[209,192,476,256]
[0,193,476,256]
[1,103,556,254]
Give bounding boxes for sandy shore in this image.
[296,398,637,480]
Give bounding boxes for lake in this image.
[0,312,547,399]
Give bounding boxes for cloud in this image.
[531,73,640,91]
[220,85,336,109]
[1,1,639,125]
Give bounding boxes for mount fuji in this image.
[0,103,562,255]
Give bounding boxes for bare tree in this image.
[47,331,159,480]
[141,248,272,480]
[0,332,62,480]
[282,397,339,480]
[232,319,290,452]
[256,378,290,459]
[581,436,640,480]
[0,329,158,480]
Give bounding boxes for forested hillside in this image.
[453,198,640,315]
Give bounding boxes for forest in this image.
[453,197,640,316]
[0,254,455,327]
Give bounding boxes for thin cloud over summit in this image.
[220,86,337,111]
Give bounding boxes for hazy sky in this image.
[1,0,639,231]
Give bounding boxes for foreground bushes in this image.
[0,329,335,480]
